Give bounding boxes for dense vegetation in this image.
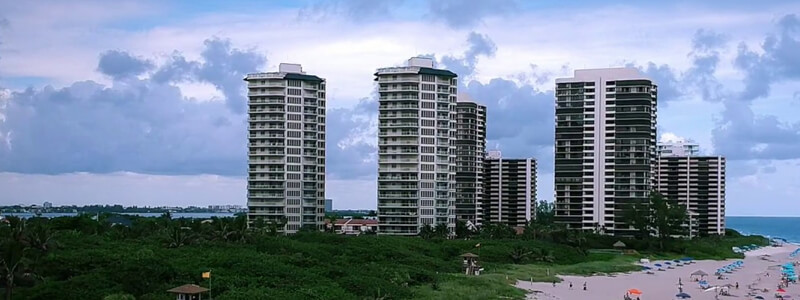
[0,199,767,300]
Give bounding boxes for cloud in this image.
[710,14,800,163]
[659,132,688,143]
[0,37,262,176]
[297,0,405,22]
[427,0,518,29]
[683,29,729,102]
[97,50,154,80]
[325,97,378,180]
[440,32,497,82]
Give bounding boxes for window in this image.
[287,148,301,155]
[287,173,301,180]
[421,93,435,100]
[287,156,301,163]
[288,80,302,87]
[421,137,435,144]
[288,114,301,121]
[421,146,434,153]
[421,128,434,135]
[422,75,435,82]
[287,131,301,138]
[420,182,434,189]
[287,139,300,146]
[421,164,435,171]
[288,105,301,112]
[288,89,301,95]
[288,122,301,129]
[421,119,435,127]
[288,97,301,104]
[421,191,434,197]
[422,84,435,91]
[421,173,434,180]
[421,110,435,118]
[287,165,300,172]
[287,182,301,188]
[421,155,435,162]
[421,101,435,109]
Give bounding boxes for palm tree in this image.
[0,240,27,300]
[509,245,532,264]
[418,225,435,239]
[531,248,556,263]
[165,225,193,248]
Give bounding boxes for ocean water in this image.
[727,216,800,243]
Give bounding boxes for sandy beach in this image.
[517,244,800,300]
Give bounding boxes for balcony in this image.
[378,176,418,181]
[379,122,418,128]
[248,90,285,96]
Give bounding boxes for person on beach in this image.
[583,282,587,291]
[569,282,573,290]
[552,280,556,287]
[735,282,739,289]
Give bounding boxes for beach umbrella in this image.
[641,266,652,270]
[754,296,764,300]
[675,292,691,298]
[627,289,642,295]
[777,288,786,293]
[691,270,708,277]
[655,264,663,267]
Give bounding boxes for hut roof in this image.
[691,270,709,276]
[460,252,479,258]
[613,241,626,248]
[167,284,209,294]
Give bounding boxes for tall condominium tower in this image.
[244,63,326,233]
[657,140,700,157]
[483,151,537,227]
[656,143,726,236]
[376,57,458,235]
[554,68,657,235]
[455,97,487,227]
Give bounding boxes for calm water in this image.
[0,212,236,219]
[727,216,800,243]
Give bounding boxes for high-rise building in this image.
[656,154,726,236]
[455,97,487,227]
[554,68,658,234]
[483,151,537,227]
[376,57,458,235]
[325,198,333,213]
[658,140,700,157]
[244,63,326,233]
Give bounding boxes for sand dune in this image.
[516,244,800,300]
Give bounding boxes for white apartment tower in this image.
[455,97,487,227]
[376,57,458,235]
[245,63,326,233]
[658,140,700,157]
[656,142,726,236]
[554,68,658,235]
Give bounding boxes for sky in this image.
[1,0,799,216]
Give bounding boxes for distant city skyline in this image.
[1,1,800,216]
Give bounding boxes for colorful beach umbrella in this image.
[627,288,642,295]
[676,292,691,298]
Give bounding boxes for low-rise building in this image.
[326,219,379,235]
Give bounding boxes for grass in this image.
[497,255,642,283]
[412,274,525,299]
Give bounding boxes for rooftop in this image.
[555,67,649,83]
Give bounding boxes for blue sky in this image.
[1,0,799,216]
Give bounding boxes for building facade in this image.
[656,155,726,236]
[554,68,658,235]
[483,151,537,227]
[455,98,487,227]
[244,63,326,233]
[324,198,333,213]
[657,140,700,157]
[376,57,458,235]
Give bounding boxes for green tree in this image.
[622,202,651,240]
[534,200,555,225]
[103,293,136,300]
[418,225,435,239]
[650,192,688,249]
[509,245,532,264]
[0,239,27,300]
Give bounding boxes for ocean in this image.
[727,216,800,243]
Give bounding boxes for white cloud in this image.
[175,82,225,102]
[659,132,688,143]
